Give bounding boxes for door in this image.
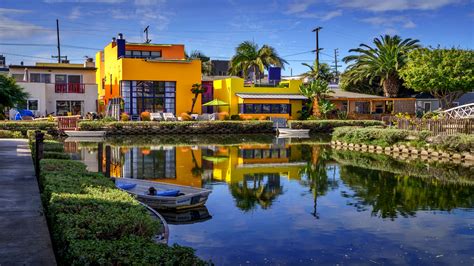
[423,102,431,113]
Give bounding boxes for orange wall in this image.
[125,44,185,60]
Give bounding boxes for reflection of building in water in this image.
[111,146,203,188]
[210,143,304,184]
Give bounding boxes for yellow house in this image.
[212,77,306,119]
[95,33,201,117]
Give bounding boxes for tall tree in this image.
[0,75,28,111]
[190,83,207,114]
[343,35,420,97]
[301,62,334,82]
[399,48,474,108]
[187,50,212,76]
[299,79,334,118]
[229,41,287,83]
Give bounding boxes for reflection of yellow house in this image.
[211,145,304,184]
[213,78,305,119]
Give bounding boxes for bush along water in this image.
[289,120,385,133]
[30,138,207,265]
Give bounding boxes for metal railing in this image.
[55,83,85,93]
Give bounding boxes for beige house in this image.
[326,86,416,119]
[9,60,97,117]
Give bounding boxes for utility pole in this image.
[312,26,323,72]
[332,48,342,83]
[144,26,151,43]
[51,19,67,63]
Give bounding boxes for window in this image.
[56,101,83,116]
[68,75,81,84]
[355,102,370,114]
[423,102,431,113]
[28,100,38,111]
[30,73,50,83]
[375,102,384,114]
[136,148,176,179]
[55,74,67,84]
[121,80,176,115]
[11,74,24,82]
[239,104,291,114]
[239,148,291,159]
[124,50,162,59]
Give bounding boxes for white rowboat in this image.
[115,178,212,210]
[277,128,310,138]
[64,131,106,137]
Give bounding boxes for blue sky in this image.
[0,0,473,75]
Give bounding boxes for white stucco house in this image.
[9,60,97,118]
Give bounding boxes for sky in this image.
[0,0,473,75]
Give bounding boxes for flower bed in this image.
[79,120,274,135]
[289,120,385,133]
[0,130,23,138]
[33,139,205,265]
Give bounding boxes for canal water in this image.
[67,135,474,265]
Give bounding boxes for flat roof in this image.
[9,64,96,70]
[236,93,307,100]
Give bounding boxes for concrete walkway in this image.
[0,139,56,265]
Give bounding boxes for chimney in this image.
[118,33,123,39]
[112,37,117,47]
[84,57,95,68]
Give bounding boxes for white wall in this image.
[16,82,47,116]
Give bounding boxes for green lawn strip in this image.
[35,139,206,265]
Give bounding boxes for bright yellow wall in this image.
[213,77,304,119]
[96,41,201,115]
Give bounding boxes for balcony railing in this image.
[55,83,85,93]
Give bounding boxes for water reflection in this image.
[67,136,474,264]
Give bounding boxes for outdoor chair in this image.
[191,114,199,120]
[150,113,163,121]
[209,113,217,121]
[198,114,210,121]
[163,113,177,121]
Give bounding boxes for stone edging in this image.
[330,141,474,165]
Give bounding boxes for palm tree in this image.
[229,41,287,84]
[299,79,334,118]
[190,83,207,114]
[187,50,212,76]
[301,62,334,82]
[343,35,420,97]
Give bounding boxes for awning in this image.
[236,93,307,100]
[202,99,229,106]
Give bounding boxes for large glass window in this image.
[56,100,83,116]
[11,74,24,82]
[55,74,67,84]
[121,81,176,115]
[239,104,291,114]
[355,102,370,114]
[30,73,50,83]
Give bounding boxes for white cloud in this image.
[134,0,166,5]
[68,6,82,20]
[362,16,417,29]
[0,8,30,14]
[332,0,461,12]
[296,9,343,21]
[286,0,317,14]
[44,0,124,3]
[0,17,52,39]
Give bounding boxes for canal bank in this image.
[0,139,56,265]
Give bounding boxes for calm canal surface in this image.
[68,135,474,265]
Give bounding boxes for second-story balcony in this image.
[55,83,85,93]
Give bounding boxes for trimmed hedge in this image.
[332,126,413,147]
[0,130,23,138]
[36,144,206,264]
[0,121,57,135]
[79,120,274,135]
[289,120,385,133]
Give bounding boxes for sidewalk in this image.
[0,139,56,265]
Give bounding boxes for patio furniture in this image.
[209,113,217,121]
[163,113,177,121]
[190,114,199,120]
[150,113,163,121]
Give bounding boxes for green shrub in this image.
[38,156,205,265]
[43,151,70,159]
[431,134,474,153]
[79,120,274,134]
[289,120,385,133]
[0,121,57,135]
[0,130,23,138]
[333,127,410,147]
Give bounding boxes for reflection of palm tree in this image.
[229,174,283,212]
[299,146,334,219]
[190,149,203,177]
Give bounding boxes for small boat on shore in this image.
[277,128,310,138]
[115,178,212,210]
